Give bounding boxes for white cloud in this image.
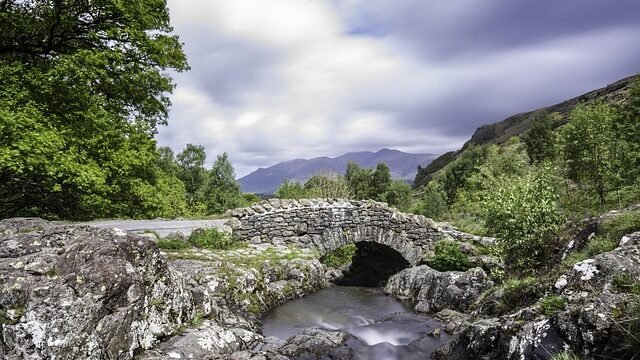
[160,0,640,178]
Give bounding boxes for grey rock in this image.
[384,265,493,314]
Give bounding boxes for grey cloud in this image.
[356,0,640,60]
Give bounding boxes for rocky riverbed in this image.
[1,213,639,359]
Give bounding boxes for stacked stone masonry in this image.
[227,199,494,266]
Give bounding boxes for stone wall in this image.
[227,199,447,265]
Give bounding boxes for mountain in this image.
[239,149,438,194]
[414,74,640,187]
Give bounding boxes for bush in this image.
[483,166,563,273]
[551,352,580,360]
[426,240,471,272]
[321,244,357,268]
[188,228,241,250]
[157,238,190,250]
[538,295,566,316]
[477,276,542,316]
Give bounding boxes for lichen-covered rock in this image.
[0,219,195,360]
[434,237,640,360]
[384,265,493,314]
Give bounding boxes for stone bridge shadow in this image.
[227,199,467,285]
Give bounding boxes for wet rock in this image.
[384,265,493,314]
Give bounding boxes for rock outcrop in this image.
[0,218,195,360]
[433,231,640,360]
[384,265,493,314]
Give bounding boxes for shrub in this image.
[477,276,541,316]
[188,228,241,250]
[157,238,190,250]
[321,244,356,268]
[538,295,566,316]
[483,166,563,273]
[426,240,471,272]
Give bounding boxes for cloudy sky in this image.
[158,0,640,177]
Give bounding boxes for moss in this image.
[538,295,566,317]
[320,244,356,268]
[0,306,26,325]
[149,297,164,308]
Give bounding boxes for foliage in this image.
[442,145,490,204]
[0,0,188,220]
[275,180,308,200]
[538,295,566,316]
[426,240,471,272]
[203,152,242,214]
[550,352,580,360]
[385,180,413,212]
[321,244,357,268]
[559,103,620,207]
[413,181,448,220]
[345,162,373,199]
[612,272,640,295]
[176,144,207,208]
[370,163,392,201]
[157,238,190,251]
[304,171,352,198]
[523,113,557,164]
[483,165,563,272]
[478,276,542,316]
[188,228,242,250]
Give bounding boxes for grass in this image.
[188,227,243,250]
[157,238,191,250]
[550,352,580,360]
[562,210,640,269]
[320,244,356,268]
[477,276,542,316]
[612,273,640,295]
[538,295,566,317]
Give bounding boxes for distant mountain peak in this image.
[239,149,438,194]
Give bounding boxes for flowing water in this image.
[261,286,448,360]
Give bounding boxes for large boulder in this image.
[384,265,493,314]
[0,219,195,360]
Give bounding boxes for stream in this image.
[261,286,448,360]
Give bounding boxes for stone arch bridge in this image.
[227,199,488,269]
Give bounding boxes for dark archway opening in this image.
[333,242,410,287]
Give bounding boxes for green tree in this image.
[0,0,188,219]
[442,145,489,204]
[176,144,207,207]
[523,114,556,164]
[483,166,563,272]
[275,180,308,200]
[616,78,640,183]
[385,180,413,212]
[370,163,392,201]
[304,172,352,198]
[413,182,448,220]
[203,152,242,214]
[345,162,372,199]
[560,103,619,207]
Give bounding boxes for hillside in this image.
[414,74,639,187]
[239,149,437,194]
